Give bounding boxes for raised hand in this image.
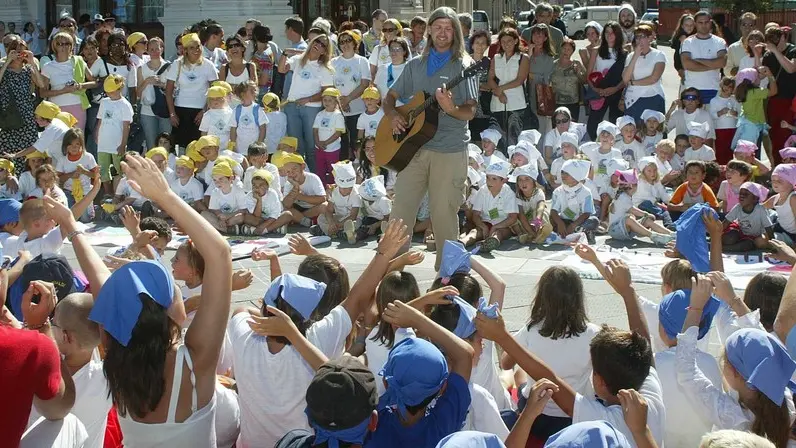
[618,389,649,436]
[474,309,508,342]
[382,300,423,329]
[574,243,599,264]
[525,378,559,417]
[232,269,253,291]
[251,247,279,262]
[121,154,171,203]
[377,219,409,260]
[689,274,713,309]
[21,280,57,328]
[248,305,299,338]
[288,234,319,256]
[603,259,633,295]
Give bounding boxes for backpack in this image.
[235,103,262,128]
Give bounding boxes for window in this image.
[142,0,163,22]
[574,10,587,20]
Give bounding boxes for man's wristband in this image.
[23,318,50,330]
[65,229,84,242]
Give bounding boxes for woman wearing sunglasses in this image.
[369,18,405,80]
[665,87,715,146]
[331,30,370,160]
[40,32,97,132]
[219,35,257,108]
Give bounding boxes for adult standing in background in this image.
[384,6,478,270]
[220,35,257,107]
[409,16,427,55]
[622,24,667,122]
[247,25,279,101]
[527,24,556,136]
[363,9,387,54]
[680,11,727,105]
[201,22,228,70]
[579,21,602,73]
[332,30,370,160]
[552,5,567,37]
[586,22,626,139]
[278,17,307,100]
[369,19,403,79]
[22,21,44,58]
[763,25,796,166]
[0,37,43,155]
[523,3,563,55]
[488,28,530,142]
[40,32,96,132]
[551,38,586,122]
[618,4,637,49]
[245,18,262,41]
[457,13,472,53]
[727,12,757,75]
[137,37,172,149]
[671,14,695,84]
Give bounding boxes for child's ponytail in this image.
[744,389,791,448]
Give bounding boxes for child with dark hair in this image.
[721,182,773,252]
[668,160,719,221]
[717,159,753,214]
[733,67,777,148]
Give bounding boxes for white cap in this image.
[360,175,386,201]
[597,121,619,137]
[579,141,600,155]
[332,162,357,188]
[509,141,542,163]
[605,158,629,176]
[510,163,539,183]
[584,21,603,35]
[687,121,709,139]
[560,131,580,148]
[518,129,542,146]
[467,143,482,155]
[468,146,484,167]
[562,159,591,182]
[640,109,665,124]
[480,128,502,144]
[616,115,636,131]
[485,161,511,179]
[637,156,657,172]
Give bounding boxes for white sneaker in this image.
[278,225,288,235]
[300,217,312,227]
[343,220,356,244]
[650,232,675,246]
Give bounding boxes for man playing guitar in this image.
[383,6,479,269]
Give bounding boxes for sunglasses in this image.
[741,22,755,27]
[555,118,570,124]
[682,94,698,101]
[55,41,72,47]
[339,37,354,44]
[389,47,404,53]
[185,45,201,51]
[60,23,75,28]
[382,27,397,32]
[314,41,328,49]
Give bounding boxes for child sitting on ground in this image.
[229,81,269,155]
[197,134,247,187]
[635,157,674,230]
[608,168,675,245]
[356,175,391,242]
[722,182,773,251]
[155,132,176,169]
[654,139,680,187]
[781,147,796,164]
[765,163,796,244]
[29,164,68,206]
[242,169,291,235]
[262,93,287,156]
[461,161,517,252]
[169,155,205,212]
[356,136,396,195]
[732,140,770,181]
[639,109,665,158]
[717,160,753,214]
[510,163,551,244]
[356,86,383,141]
[615,116,644,165]
[550,159,600,244]
[671,134,689,173]
[243,142,280,195]
[0,159,21,200]
[56,129,98,223]
[199,85,233,151]
[278,153,328,228]
[668,160,719,221]
[202,161,248,234]
[17,151,46,199]
[480,128,507,167]
[313,162,361,243]
[685,121,716,162]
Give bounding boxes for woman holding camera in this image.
[0,36,45,154]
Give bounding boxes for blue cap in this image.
[451,296,499,339]
[264,273,327,320]
[675,203,718,273]
[658,289,720,340]
[89,260,174,346]
[545,421,632,447]
[726,328,796,406]
[0,199,22,226]
[380,337,449,418]
[436,431,506,448]
[438,240,479,281]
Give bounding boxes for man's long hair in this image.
[423,7,467,60]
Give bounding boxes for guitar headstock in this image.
[464,57,491,76]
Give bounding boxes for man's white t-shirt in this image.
[331,54,371,116]
[169,177,205,204]
[330,185,362,216]
[56,152,97,194]
[356,109,384,138]
[199,107,233,150]
[209,186,249,214]
[3,227,63,258]
[472,184,519,225]
[574,368,666,448]
[681,34,727,90]
[229,306,352,447]
[97,97,134,153]
[166,58,219,109]
[231,105,269,153]
[282,173,326,209]
[285,55,334,107]
[34,120,70,167]
[623,48,667,106]
[313,110,346,152]
[246,189,283,220]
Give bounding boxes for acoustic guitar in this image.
[374,57,490,171]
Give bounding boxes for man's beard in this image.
[621,19,635,29]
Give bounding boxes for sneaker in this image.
[233,224,241,235]
[300,217,312,227]
[278,225,288,235]
[585,230,596,245]
[240,225,251,236]
[650,232,675,246]
[481,236,500,252]
[309,225,324,237]
[343,220,356,244]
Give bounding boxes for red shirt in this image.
[0,325,62,447]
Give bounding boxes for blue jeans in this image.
[637,200,674,229]
[625,95,665,126]
[140,114,173,150]
[85,104,99,159]
[284,102,322,172]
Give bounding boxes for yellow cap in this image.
[322,87,341,98]
[279,136,298,150]
[215,155,240,169]
[175,155,196,171]
[104,74,125,93]
[145,147,169,160]
[212,80,233,95]
[274,152,305,168]
[186,146,205,163]
[262,92,281,112]
[207,86,228,99]
[181,33,200,47]
[196,135,221,151]
[211,161,234,178]
[340,30,361,45]
[25,151,47,160]
[55,111,78,128]
[251,169,273,185]
[127,32,147,49]
[361,85,380,100]
[102,203,116,214]
[0,158,13,172]
[35,101,61,120]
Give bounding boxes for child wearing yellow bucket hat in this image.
[199,85,233,151]
[170,155,206,211]
[96,73,134,195]
[11,101,68,168]
[195,134,245,185]
[314,87,346,184]
[357,85,383,141]
[241,168,293,235]
[202,160,249,234]
[278,151,328,228]
[0,158,21,200]
[262,92,287,155]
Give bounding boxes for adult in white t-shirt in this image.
[680,11,727,104]
[136,38,172,149]
[331,31,371,159]
[622,25,666,124]
[165,33,219,149]
[278,34,334,172]
[40,32,96,131]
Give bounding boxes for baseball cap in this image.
[9,254,78,320]
[93,14,105,23]
[306,356,378,431]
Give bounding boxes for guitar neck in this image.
[416,63,471,113]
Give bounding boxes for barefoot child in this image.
[511,163,551,244]
[722,182,773,251]
[462,161,517,252]
[608,168,675,245]
[202,161,248,233]
[313,161,361,243]
[242,169,291,235]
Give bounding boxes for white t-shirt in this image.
[463,383,510,441]
[97,97,134,153]
[33,120,70,167]
[374,63,407,104]
[608,192,634,226]
[246,189,282,220]
[28,186,69,206]
[70,352,111,448]
[365,327,415,396]
[331,54,371,116]
[709,95,741,130]
[41,57,87,107]
[471,184,518,225]
[623,48,666,106]
[282,173,326,209]
[641,133,663,158]
[313,109,346,152]
[655,156,673,178]
[684,145,716,162]
[3,227,63,258]
[668,109,715,140]
[209,186,249,214]
[580,145,623,180]
[90,60,134,98]
[169,176,205,204]
[18,171,36,199]
[472,340,514,411]
[574,368,666,448]
[369,44,391,69]
[199,107,233,150]
[229,306,352,448]
[634,179,671,206]
[230,104,269,153]
[516,188,546,217]
[681,34,727,90]
[655,346,722,448]
[201,151,246,186]
[138,59,169,116]
[265,111,287,154]
[515,323,600,417]
[56,152,98,194]
[361,196,392,220]
[356,109,384,138]
[285,55,334,107]
[616,139,645,166]
[551,184,596,219]
[0,183,21,200]
[331,185,362,216]
[115,177,146,207]
[166,58,219,109]
[243,164,281,196]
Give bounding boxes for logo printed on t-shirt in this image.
[186,72,198,82]
[321,118,330,127]
[240,115,252,126]
[368,120,378,130]
[221,203,233,213]
[300,70,311,80]
[103,110,115,120]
